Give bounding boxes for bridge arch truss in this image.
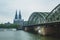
[46,4,60,22]
[28,12,49,25]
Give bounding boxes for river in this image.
[0,29,60,40]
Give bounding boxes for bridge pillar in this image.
[38,24,60,36]
[37,25,55,36]
[33,26,40,33]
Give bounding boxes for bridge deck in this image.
[23,21,60,27]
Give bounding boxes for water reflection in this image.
[0,30,60,40]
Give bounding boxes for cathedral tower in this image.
[15,10,17,19]
[14,10,24,26]
[19,11,21,19]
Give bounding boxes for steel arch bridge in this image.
[28,4,60,25]
[23,4,60,36]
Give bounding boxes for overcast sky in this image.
[0,0,60,24]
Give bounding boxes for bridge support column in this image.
[37,25,55,36]
[38,24,60,36]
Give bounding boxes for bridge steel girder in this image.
[28,12,49,25]
[46,4,60,22]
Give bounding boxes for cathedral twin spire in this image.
[15,10,21,19]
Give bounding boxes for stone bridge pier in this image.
[36,23,60,36]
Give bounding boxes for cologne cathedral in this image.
[14,10,24,26]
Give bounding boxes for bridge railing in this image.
[46,20,60,23]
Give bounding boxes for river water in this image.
[0,29,60,40]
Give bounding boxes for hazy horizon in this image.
[0,0,60,24]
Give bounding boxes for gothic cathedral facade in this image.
[14,10,24,26]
